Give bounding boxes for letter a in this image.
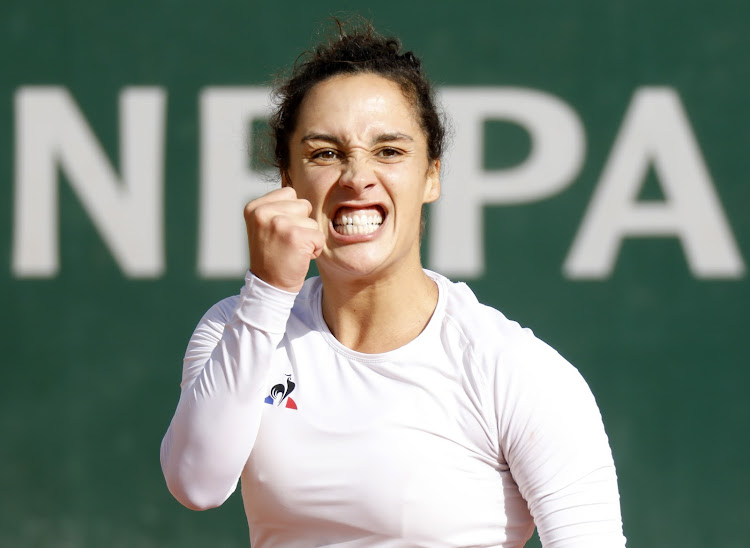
[564,87,744,279]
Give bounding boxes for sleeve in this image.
[495,333,627,547]
[160,271,298,511]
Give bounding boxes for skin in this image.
[244,73,440,353]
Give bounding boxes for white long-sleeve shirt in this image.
[161,270,626,547]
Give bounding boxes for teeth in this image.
[333,208,384,235]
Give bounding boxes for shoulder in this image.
[428,273,615,500]
[430,271,533,361]
[429,271,584,390]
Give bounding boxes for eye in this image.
[377,147,403,159]
[312,149,341,161]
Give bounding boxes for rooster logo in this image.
[263,374,297,409]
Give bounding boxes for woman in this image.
[161,22,627,547]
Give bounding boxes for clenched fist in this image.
[244,187,325,293]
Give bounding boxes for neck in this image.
[318,264,438,354]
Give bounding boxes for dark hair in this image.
[268,19,446,173]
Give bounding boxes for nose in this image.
[339,156,376,193]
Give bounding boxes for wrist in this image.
[249,268,305,293]
[236,271,299,333]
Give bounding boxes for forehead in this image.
[294,73,423,138]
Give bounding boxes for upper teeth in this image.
[334,209,383,235]
[336,214,383,226]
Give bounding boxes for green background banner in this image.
[2,1,748,546]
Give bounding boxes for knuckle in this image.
[243,202,256,221]
[254,203,276,225]
[269,214,287,232]
[277,186,296,200]
[300,198,313,212]
[287,225,312,245]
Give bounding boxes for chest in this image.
[241,338,529,546]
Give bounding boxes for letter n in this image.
[12,87,166,278]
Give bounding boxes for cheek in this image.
[289,167,331,199]
[294,171,339,224]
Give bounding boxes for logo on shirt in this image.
[264,374,297,409]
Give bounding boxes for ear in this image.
[422,159,441,204]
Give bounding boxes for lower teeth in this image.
[336,224,380,235]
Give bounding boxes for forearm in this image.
[160,272,296,510]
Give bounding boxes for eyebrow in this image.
[300,133,342,146]
[300,132,414,146]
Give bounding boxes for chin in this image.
[318,250,391,280]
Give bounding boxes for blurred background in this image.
[2,1,748,546]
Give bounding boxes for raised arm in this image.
[160,187,325,510]
[159,273,297,509]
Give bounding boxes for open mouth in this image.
[332,206,385,236]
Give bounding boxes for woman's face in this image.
[284,73,440,282]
